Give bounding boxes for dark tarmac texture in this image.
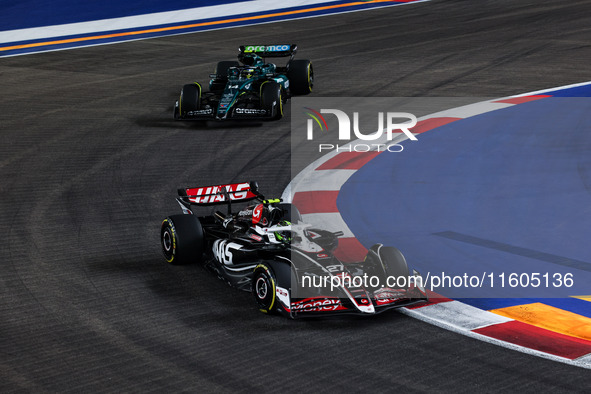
[1,0,591,391]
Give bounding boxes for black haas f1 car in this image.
[160,181,427,318]
[174,44,313,121]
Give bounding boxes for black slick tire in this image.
[179,83,201,116]
[161,215,204,265]
[210,61,239,93]
[260,81,283,120]
[287,59,313,95]
[252,264,278,314]
[378,246,410,289]
[215,61,240,79]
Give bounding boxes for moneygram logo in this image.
[304,108,418,152]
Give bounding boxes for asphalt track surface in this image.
[2,0,591,391]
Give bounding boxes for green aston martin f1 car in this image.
[174,44,313,121]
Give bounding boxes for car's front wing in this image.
[174,101,273,121]
[275,286,429,319]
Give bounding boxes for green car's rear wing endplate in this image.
[239,44,297,58]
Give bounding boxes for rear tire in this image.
[210,61,240,93]
[179,83,201,116]
[215,61,240,79]
[161,215,204,265]
[261,82,283,120]
[252,264,278,314]
[288,59,313,95]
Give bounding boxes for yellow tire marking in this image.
[255,264,276,312]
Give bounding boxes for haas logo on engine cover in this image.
[213,240,242,265]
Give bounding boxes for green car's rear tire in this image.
[210,61,240,93]
[288,59,313,95]
[215,61,240,79]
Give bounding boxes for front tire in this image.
[373,245,409,289]
[261,82,283,120]
[161,215,204,265]
[252,264,278,313]
[179,83,201,117]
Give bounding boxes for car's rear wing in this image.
[239,44,297,58]
[177,181,262,207]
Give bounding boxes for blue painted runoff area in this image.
[546,83,591,97]
[338,96,591,301]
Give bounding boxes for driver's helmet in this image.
[240,53,263,66]
[274,220,292,244]
[228,67,240,78]
[241,68,255,80]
